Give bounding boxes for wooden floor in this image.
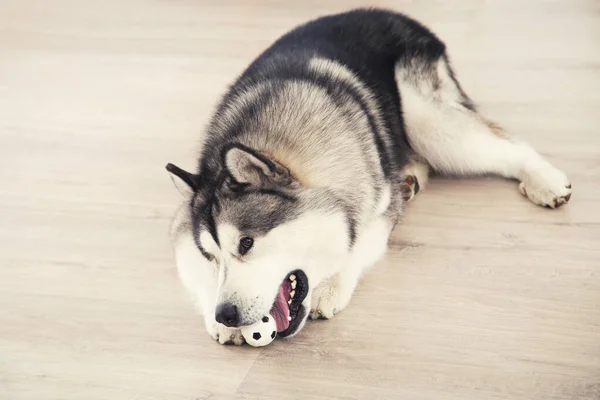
[1,1,599,399]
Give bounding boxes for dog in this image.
[166,9,572,345]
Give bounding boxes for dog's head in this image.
[167,144,350,337]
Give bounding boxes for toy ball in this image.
[241,313,277,347]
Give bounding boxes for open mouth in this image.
[270,269,308,337]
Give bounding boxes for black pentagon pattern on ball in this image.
[262,316,269,323]
[253,332,261,340]
[271,331,276,339]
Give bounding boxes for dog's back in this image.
[201,9,446,227]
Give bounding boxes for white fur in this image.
[170,51,572,347]
[168,172,195,198]
[177,205,351,342]
[375,184,392,216]
[396,60,571,207]
[173,225,244,345]
[310,216,394,319]
[518,162,571,208]
[199,230,219,259]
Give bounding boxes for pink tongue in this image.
[270,281,291,332]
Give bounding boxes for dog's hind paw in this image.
[400,175,420,202]
[207,321,245,345]
[520,162,572,209]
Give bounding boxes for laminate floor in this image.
[1,1,599,399]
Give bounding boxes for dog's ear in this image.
[223,144,296,187]
[166,163,198,197]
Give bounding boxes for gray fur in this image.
[167,9,572,341]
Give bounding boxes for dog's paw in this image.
[207,322,245,345]
[520,162,572,209]
[309,276,350,320]
[400,157,428,203]
[400,175,420,202]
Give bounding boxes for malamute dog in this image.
[166,9,572,345]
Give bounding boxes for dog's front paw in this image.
[207,321,245,345]
[309,275,351,320]
[520,162,572,208]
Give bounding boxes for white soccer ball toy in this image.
[241,313,277,347]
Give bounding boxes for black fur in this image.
[166,163,198,191]
[168,9,453,258]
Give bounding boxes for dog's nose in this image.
[215,303,240,327]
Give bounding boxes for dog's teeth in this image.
[288,299,292,305]
[291,281,297,289]
[290,290,295,298]
[289,274,296,281]
[287,316,292,321]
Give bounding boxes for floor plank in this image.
[1,1,599,399]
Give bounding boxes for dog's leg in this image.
[396,57,572,208]
[173,219,244,345]
[310,216,393,319]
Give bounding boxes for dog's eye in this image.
[239,237,254,255]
